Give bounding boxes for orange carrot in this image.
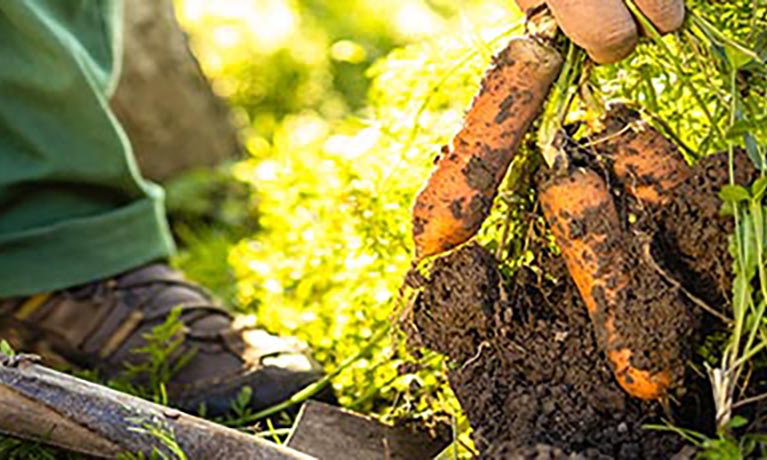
[539,167,676,400]
[597,105,692,206]
[412,36,563,258]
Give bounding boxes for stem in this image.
[732,389,767,410]
[682,31,730,106]
[623,0,725,142]
[713,37,767,429]
[689,12,763,64]
[727,339,767,373]
[744,207,767,356]
[537,41,583,168]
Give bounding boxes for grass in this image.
[117,417,187,460]
[0,438,65,460]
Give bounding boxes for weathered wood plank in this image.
[287,401,449,460]
[0,355,314,460]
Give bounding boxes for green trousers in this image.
[0,1,175,297]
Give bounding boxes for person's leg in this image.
[0,0,175,297]
[0,1,333,417]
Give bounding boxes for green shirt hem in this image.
[0,196,176,297]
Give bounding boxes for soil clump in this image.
[403,151,757,458]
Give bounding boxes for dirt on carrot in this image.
[538,164,693,400]
[412,36,562,258]
[595,104,693,207]
[401,150,759,458]
[652,151,756,308]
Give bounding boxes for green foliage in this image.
[714,172,767,431]
[0,339,15,357]
[118,417,187,460]
[175,4,528,439]
[230,386,255,420]
[172,227,242,307]
[648,417,767,459]
[112,308,196,405]
[0,313,194,458]
[177,0,508,140]
[165,165,257,306]
[165,165,256,238]
[595,1,767,160]
[641,1,767,434]
[0,437,65,460]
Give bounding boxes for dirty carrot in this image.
[539,167,677,400]
[596,104,692,206]
[412,36,563,258]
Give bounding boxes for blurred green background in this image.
[170,0,524,445]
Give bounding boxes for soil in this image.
[402,150,758,458]
[609,236,694,382]
[654,152,756,307]
[406,243,688,459]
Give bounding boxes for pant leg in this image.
[0,0,175,297]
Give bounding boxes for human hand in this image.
[516,0,685,64]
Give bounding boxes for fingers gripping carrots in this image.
[515,0,686,64]
[412,37,563,258]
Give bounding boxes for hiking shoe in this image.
[0,263,334,417]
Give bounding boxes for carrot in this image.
[596,105,692,206]
[539,167,681,400]
[412,36,563,258]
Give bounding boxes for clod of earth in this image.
[403,242,687,458]
[402,151,758,458]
